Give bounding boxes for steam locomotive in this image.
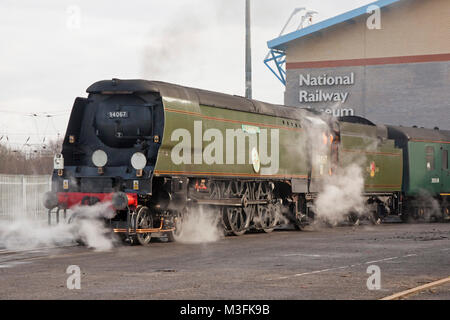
[43,79,450,245]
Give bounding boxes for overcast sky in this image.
[0,0,374,148]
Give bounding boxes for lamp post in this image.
[245,0,252,99]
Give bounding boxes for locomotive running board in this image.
[194,198,269,207]
[194,198,269,208]
[113,228,175,234]
[114,217,175,234]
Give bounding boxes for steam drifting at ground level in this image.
[313,164,366,226]
[0,202,116,252]
[174,207,223,244]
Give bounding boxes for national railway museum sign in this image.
[298,72,355,117]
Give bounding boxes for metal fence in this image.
[0,174,51,221]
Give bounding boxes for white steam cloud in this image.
[174,207,222,244]
[0,202,116,252]
[313,163,366,226]
[300,116,371,226]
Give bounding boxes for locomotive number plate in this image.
[108,111,129,119]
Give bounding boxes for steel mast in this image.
[245,0,252,99]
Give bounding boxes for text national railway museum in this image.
[266,0,450,129]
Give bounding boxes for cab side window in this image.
[425,146,434,171]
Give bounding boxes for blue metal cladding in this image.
[264,49,287,85]
[264,0,403,84]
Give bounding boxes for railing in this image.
[0,174,51,220]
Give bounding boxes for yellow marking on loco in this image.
[164,107,303,132]
[154,170,308,179]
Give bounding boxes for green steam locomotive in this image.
[43,79,450,245]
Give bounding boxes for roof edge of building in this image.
[267,0,403,51]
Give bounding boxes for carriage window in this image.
[425,146,434,171]
[443,150,448,170]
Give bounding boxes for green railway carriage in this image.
[387,126,450,220]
